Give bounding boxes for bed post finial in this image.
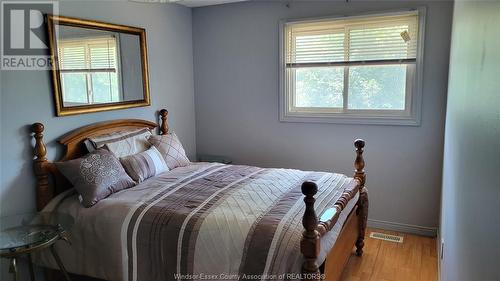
[32,123,46,161]
[301,181,321,281]
[32,123,51,211]
[353,139,368,256]
[159,109,169,135]
[354,139,365,186]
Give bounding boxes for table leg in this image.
[50,245,71,281]
[28,253,36,281]
[8,257,19,281]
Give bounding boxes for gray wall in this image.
[0,1,196,216]
[119,33,145,101]
[440,1,500,280]
[193,0,453,231]
[0,1,196,279]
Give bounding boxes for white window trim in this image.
[278,7,426,126]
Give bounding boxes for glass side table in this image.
[197,154,233,164]
[0,212,74,281]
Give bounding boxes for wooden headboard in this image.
[31,109,169,211]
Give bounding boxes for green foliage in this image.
[349,65,406,110]
[296,67,343,108]
[62,73,88,103]
[62,72,120,105]
[294,65,407,110]
[92,72,120,103]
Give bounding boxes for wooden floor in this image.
[339,228,438,281]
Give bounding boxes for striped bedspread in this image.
[38,163,359,281]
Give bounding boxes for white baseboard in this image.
[368,219,438,237]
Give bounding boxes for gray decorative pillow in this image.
[120,146,169,183]
[148,133,190,169]
[56,149,136,207]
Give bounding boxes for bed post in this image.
[32,123,52,211]
[159,109,169,135]
[301,181,321,281]
[354,139,368,256]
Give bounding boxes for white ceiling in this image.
[176,0,248,7]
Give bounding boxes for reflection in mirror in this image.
[56,26,144,107]
[48,15,150,116]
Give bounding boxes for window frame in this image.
[279,8,426,126]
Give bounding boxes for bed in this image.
[30,109,368,281]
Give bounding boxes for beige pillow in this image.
[120,146,169,183]
[88,128,152,158]
[56,149,136,207]
[148,133,190,169]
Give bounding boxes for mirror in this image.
[47,15,150,116]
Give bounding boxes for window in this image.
[280,10,424,125]
[58,36,122,106]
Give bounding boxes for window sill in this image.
[280,112,421,126]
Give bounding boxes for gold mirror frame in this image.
[47,15,151,116]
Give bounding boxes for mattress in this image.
[35,163,359,281]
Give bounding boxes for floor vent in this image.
[369,232,404,243]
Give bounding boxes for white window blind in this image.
[58,36,118,72]
[285,11,419,67]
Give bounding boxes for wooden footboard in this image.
[323,205,359,281]
[300,140,368,281]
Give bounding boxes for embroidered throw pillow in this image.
[56,149,136,207]
[86,128,152,158]
[120,146,169,183]
[148,133,190,170]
